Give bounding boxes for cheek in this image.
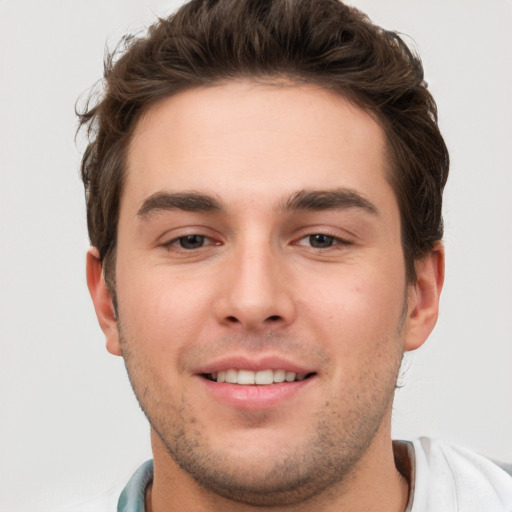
[299,264,407,359]
[115,263,215,360]
[307,276,406,405]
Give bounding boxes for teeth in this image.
[209,369,312,385]
[285,371,296,382]
[238,369,255,385]
[273,369,286,383]
[254,369,273,385]
[226,369,238,384]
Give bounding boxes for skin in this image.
[87,81,444,511]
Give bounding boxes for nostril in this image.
[224,314,283,325]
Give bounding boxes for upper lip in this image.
[195,355,316,375]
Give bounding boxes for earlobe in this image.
[86,248,122,356]
[404,242,445,352]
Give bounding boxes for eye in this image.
[163,234,213,251]
[176,234,207,249]
[296,233,340,249]
[306,234,335,248]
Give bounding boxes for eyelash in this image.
[164,234,216,251]
[295,233,350,249]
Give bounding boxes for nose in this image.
[213,242,295,331]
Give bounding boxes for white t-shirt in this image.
[402,438,512,511]
[65,437,512,511]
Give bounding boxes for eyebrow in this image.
[281,189,379,215]
[137,191,223,217]
[137,188,379,218]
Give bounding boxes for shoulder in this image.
[56,460,153,512]
[55,487,121,512]
[408,437,512,511]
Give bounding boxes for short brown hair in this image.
[78,0,449,289]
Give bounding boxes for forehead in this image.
[124,80,393,213]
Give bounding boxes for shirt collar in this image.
[117,460,154,512]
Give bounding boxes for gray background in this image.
[1,0,511,510]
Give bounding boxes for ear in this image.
[86,248,122,356]
[404,241,445,351]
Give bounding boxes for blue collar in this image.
[117,460,154,512]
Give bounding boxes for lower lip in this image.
[198,376,313,410]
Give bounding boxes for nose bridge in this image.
[216,233,294,329]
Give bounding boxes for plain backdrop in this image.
[1,1,511,510]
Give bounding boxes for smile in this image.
[204,369,316,385]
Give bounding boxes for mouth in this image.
[202,369,317,385]
[197,361,318,409]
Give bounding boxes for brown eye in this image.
[178,235,206,249]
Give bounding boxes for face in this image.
[90,81,440,506]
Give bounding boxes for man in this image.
[77,0,512,510]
